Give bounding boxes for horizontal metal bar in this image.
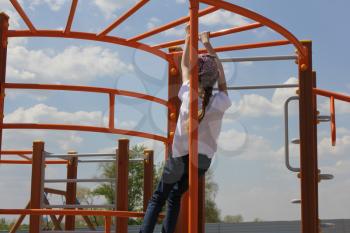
[317,115,331,122]
[45,153,116,159]
[44,204,115,209]
[220,55,297,63]
[319,174,334,180]
[43,231,105,233]
[291,199,301,204]
[44,178,115,183]
[320,223,336,228]
[291,138,300,144]
[215,84,298,91]
[78,158,144,163]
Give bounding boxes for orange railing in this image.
[4,83,171,143]
[314,88,350,146]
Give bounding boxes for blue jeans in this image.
[139,153,212,233]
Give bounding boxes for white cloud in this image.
[28,0,67,11]
[7,45,134,84]
[225,77,298,119]
[175,0,186,4]
[4,103,105,126]
[91,0,138,19]
[147,17,161,30]
[162,26,186,37]
[200,10,250,27]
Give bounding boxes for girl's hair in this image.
[198,54,219,123]
[186,54,219,131]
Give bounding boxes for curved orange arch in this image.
[8,30,170,62]
[199,0,308,66]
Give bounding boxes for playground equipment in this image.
[1,0,350,232]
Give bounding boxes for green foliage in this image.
[92,144,161,225]
[205,170,221,223]
[223,214,244,223]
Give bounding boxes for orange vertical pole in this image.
[298,41,319,233]
[143,149,154,211]
[65,151,78,230]
[105,216,111,233]
[330,96,336,146]
[116,138,129,233]
[312,71,320,232]
[189,1,199,233]
[0,13,9,159]
[168,47,190,233]
[109,93,115,129]
[29,140,45,233]
[167,47,183,161]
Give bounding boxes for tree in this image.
[223,214,244,223]
[205,169,221,223]
[92,144,222,224]
[92,144,161,225]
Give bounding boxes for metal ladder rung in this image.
[291,138,300,144]
[44,204,115,209]
[320,222,336,228]
[319,174,334,180]
[291,199,301,204]
[317,115,331,122]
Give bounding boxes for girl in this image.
[139,26,232,233]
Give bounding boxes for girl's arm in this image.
[181,25,191,82]
[200,32,228,95]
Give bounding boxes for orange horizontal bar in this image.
[171,40,292,55]
[0,160,67,165]
[154,22,264,49]
[127,6,219,42]
[10,0,37,32]
[65,0,78,34]
[4,83,169,107]
[313,88,350,103]
[7,30,169,62]
[0,150,32,155]
[0,209,145,218]
[98,0,150,37]
[2,123,168,143]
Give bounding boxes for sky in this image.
[1,0,350,224]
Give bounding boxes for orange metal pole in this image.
[313,88,350,103]
[3,123,168,143]
[29,141,45,233]
[0,150,32,155]
[9,0,37,32]
[0,160,67,165]
[109,93,115,129]
[5,83,169,107]
[105,216,111,233]
[189,1,199,233]
[154,22,264,49]
[127,6,219,42]
[0,13,9,160]
[330,96,336,146]
[64,0,78,34]
[116,139,129,233]
[298,41,318,233]
[65,151,78,230]
[98,0,150,37]
[143,149,154,212]
[7,30,170,61]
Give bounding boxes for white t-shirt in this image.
[171,80,232,159]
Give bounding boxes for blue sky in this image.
[1,0,350,223]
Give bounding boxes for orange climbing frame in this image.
[1,0,346,233]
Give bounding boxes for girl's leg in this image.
[139,156,186,233]
[161,154,212,233]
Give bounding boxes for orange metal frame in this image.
[1,0,349,233]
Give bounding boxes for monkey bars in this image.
[1,1,346,233]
